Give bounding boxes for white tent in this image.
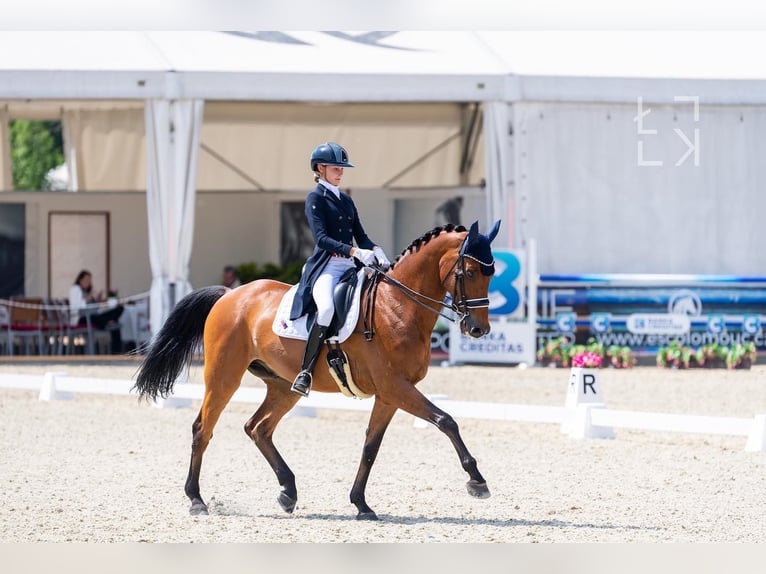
[3,31,766,329]
[0,31,510,333]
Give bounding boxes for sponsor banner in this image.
[626,313,691,335]
[449,320,536,365]
[488,249,526,319]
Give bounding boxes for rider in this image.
[289,142,391,397]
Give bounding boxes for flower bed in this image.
[656,341,756,369]
[537,336,635,369]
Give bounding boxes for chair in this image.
[6,297,45,355]
[0,303,10,355]
[66,302,111,355]
[42,299,73,355]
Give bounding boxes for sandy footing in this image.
[1,362,765,542]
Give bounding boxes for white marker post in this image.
[562,367,614,439]
[745,414,766,452]
[39,372,74,401]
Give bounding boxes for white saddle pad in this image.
[272,268,368,343]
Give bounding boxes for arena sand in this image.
[1,362,765,542]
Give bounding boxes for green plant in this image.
[725,342,757,370]
[657,341,757,370]
[656,340,695,369]
[699,342,728,369]
[605,345,636,369]
[10,120,64,190]
[536,335,573,368]
[235,260,303,285]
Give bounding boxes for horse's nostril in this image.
[470,326,484,337]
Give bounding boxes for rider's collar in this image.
[319,179,341,198]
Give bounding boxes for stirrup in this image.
[291,371,312,397]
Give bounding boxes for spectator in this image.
[222,265,242,289]
[69,269,124,354]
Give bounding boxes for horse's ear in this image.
[459,221,479,257]
[486,220,501,244]
[467,220,479,244]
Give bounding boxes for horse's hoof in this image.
[466,480,491,499]
[277,492,297,514]
[356,510,379,521]
[189,501,209,516]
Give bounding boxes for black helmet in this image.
[310,142,355,171]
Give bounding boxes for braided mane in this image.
[390,223,467,271]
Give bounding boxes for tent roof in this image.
[0,31,507,101]
[1,31,765,104]
[479,31,766,104]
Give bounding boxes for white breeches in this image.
[312,256,356,327]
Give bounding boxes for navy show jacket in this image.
[289,183,375,320]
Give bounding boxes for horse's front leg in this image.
[393,383,491,500]
[350,398,398,520]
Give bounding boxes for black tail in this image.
[133,286,228,401]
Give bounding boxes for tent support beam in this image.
[459,103,483,183]
[381,131,461,189]
[200,141,266,191]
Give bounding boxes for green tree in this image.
[10,120,64,190]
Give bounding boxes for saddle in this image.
[272,267,368,343]
[272,267,372,398]
[326,266,359,338]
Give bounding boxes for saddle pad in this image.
[272,268,368,343]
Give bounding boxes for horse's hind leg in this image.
[185,362,245,515]
[243,371,301,514]
[184,384,239,515]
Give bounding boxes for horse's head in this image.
[450,220,501,338]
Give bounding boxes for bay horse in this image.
[133,220,501,520]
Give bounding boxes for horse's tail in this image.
[133,285,228,401]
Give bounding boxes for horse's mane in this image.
[390,223,467,271]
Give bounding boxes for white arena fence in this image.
[0,370,764,453]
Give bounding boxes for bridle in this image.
[362,235,491,341]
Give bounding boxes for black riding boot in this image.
[291,324,328,397]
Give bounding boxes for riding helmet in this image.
[310,142,355,171]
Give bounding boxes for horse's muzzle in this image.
[461,317,490,338]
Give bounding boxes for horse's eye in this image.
[466,268,476,279]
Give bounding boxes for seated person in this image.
[69,269,124,354]
[222,265,242,289]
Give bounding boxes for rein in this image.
[361,240,490,341]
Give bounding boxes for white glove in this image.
[373,246,391,269]
[353,248,377,266]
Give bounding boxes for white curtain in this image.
[62,107,145,191]
[0,105,12,190]
[145,99,204,337]
[61,109,80,191]
[483,101,513,247]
